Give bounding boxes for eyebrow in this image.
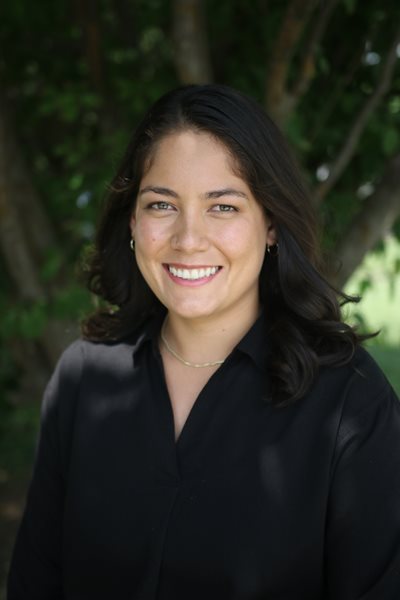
[139,186,178,198]
[138,186,248,200]
[205,188,248,200]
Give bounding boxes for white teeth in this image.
[168,265,219,280]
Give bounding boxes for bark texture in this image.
[75,0,106,93]
[0,93,79,371]
[289,0,339,108]
[265,0,316,124]
[0,95,47,303]
[172,0,213,84]
[331,154,400,288]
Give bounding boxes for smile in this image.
[164,264,222,282]
[167,265,220,280]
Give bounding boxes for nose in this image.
[170,211,209,253]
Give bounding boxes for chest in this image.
[62,349,341,598]
[160,349,221,440]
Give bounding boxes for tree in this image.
[0,0,399,403]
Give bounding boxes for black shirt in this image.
[7,314,400,599]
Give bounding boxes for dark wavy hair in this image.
[82,83,369,405]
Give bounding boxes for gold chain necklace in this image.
[160,320,226,368]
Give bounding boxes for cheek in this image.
[217,220,267,258]
[135,219,167,247]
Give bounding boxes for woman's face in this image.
[131,130,276,325]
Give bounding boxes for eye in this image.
[210,204,238,213]
[146,201,175,211]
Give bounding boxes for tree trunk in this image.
[0,96,46,303]
[265,0,316,125]
[0,93,79,371]
[330,154,400,288]
[74,0,106,94]
[172,0,213,84]
[287,0,339,112]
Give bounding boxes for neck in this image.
[161,302,261,366]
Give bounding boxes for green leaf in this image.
[382,129,399,156]
[69,173,84,191]
[51,285,92,319]
[40,249,63,281]
[18,302,47,339]
[342,0,357,14]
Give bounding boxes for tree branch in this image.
[0,94,57,259]
[265,0,317,124]
[309,39,365,143]
[172,0,213,84]
[0,93,78,366]
[315,24,400,203]
[330,154,400,288]
[0,100,46,302]
[289,0,340,104]
[74,0,106,93]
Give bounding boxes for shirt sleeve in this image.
[7,340,84,600]
[325,365,400,599]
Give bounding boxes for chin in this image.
[165,301,219,320]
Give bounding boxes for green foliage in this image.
[1,0,399,260]
[342,0,358,15]
[345,236,400,344]
[0,344,39,473]
[368,345,400,396]
[382,128,400,156]
[0,286,92,342]
[0,400,39,472]
[0,0,399,460]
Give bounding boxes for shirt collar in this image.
[130,310,165,360]
[235,310,269,372]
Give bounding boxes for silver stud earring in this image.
[130,238,135,251]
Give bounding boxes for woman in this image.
[8,84,400,599]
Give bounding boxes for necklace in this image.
[160,320,226,368]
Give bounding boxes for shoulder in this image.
[306,345,399,457]
[41,324,152,437]
[45,323,152,406]
[329,345,400,464]
[55,322,151,377]
[341,345,397,416]
[314,344,396,412]
[308,344,395,419]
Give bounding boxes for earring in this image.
[130,238,135,251]
[267,243,279,256]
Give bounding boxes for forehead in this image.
[141,130,243,184]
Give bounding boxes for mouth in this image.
[163,264,222,281]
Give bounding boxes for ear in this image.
[266,219,277,247]
[129,214,136,239]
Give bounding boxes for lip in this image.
[163,264,222,287]
[164,263,221,269]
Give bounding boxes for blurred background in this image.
[0,0,399,594]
